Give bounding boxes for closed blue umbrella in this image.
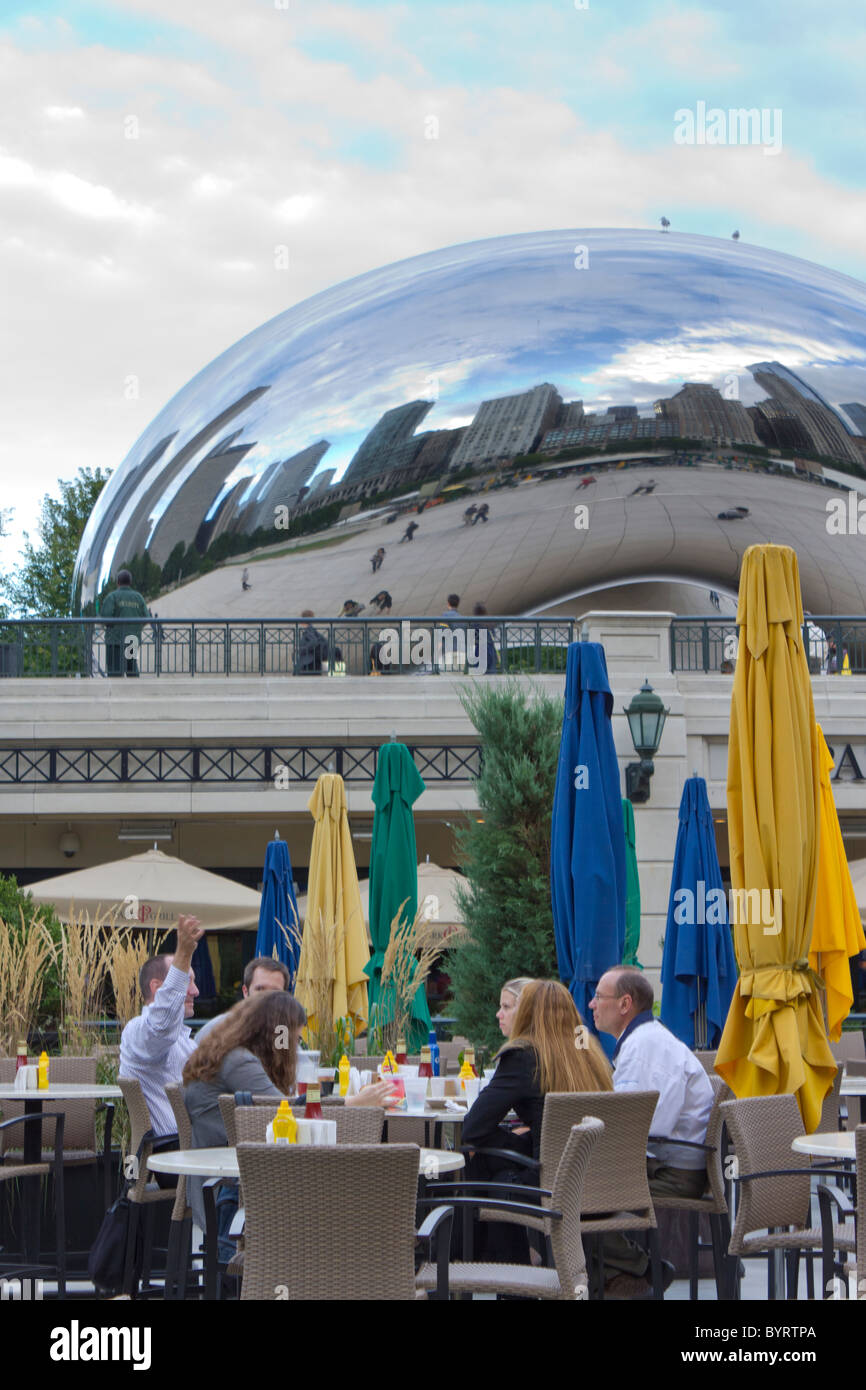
[191,938,217,999]
[550,641,626,1039]
[660,776,738,1048]
[255,835,301,986]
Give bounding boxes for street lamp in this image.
[624,679,669,803]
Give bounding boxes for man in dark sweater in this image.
[101,570,149,676]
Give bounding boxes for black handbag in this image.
[87,1190,143,1293]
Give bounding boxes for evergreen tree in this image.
[449,681,564,1055]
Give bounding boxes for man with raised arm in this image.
[119,914,204,1141]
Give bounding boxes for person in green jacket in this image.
[101,570,149,676]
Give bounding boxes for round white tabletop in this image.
[386,1107,467,1121]
[0,1083,122,1100]
[791,1131,855,1160]
[148,1145,465,1179]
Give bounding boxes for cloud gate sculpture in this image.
[74,229,866,616]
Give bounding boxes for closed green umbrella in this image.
[622,798,643,968]
[364,742,431,1051]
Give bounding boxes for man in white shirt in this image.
[119,914,204,1141]
[590,965,714,1297]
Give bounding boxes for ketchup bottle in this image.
[304,1083,323,1120]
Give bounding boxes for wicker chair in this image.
[818,1067,843,1132]
[162,1084,202,1299]
[830,1033,865,1067]
[0,1110,67,1296]
[694,1051,718,1075]
[116,1077,178,1296]
[721,1093,856,1299]
[817,1124,866,1299]
[649,1075,734,1299]
[235,1143,453,1300]
[417,1118,603,1300]
[438,1090,663,1298]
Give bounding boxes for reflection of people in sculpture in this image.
[371,548,385,573]
[576,475,596,489]
[241,568,251,592]
[370,591,392,614]
[399,521,419,543]
[339,599,365,617]
[630,479,656,496]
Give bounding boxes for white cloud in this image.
[192,173,234,197]
[275,194,319,222]
[44,104,86,120]
[0,148,155,223]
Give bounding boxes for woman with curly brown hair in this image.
[183,991,393,1257]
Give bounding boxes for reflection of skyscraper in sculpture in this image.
[151,431,257,567]
[77,433,176,597]
[448,384,563,469]
[244,440,330,531]
[116,387,270,564]
[199,475,251,550]
[841,403,866,435]
[305,468,336,501]
[654,384,760,443]
[342,401,434,484]
[749,362,861,464]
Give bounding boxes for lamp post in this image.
[624,679,669,803]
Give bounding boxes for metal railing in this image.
[670,617,866,674]
[0,741,482,786]
[0,618,576,679]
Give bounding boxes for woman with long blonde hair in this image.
[463,979,611,1167]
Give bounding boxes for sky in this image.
[2,0,865,570]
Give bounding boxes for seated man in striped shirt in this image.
[119,914,204,1176]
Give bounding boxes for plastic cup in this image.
[403,1078,428,1113]
[463,1078,482,1104]
[396,1064,419,1078]
[429,1077,446,1099]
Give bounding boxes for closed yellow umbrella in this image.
[809,725,866,1041]
[295,773,369,1030]
[715,545,836,1131]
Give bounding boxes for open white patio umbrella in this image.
[295,860,469,945]
[26,847,261,931]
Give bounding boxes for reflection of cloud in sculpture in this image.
[75,229,866,607]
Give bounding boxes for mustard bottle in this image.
[338,1054,350,1097]
[272,1098,296,1144]
[37,1051,49,1090]
[458,1058,474,1093]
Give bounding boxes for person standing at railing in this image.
[100,570,149,677]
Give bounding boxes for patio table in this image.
[791,1131,856,1162]
[147,1145,465,1180]
[0,1082,121,1262]
[840,1074,866,1124]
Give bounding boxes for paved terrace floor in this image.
[154,465,866,621]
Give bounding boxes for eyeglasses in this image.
[591,991,620,1001]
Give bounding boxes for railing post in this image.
[191,623,196,677]
[701,620,710,673]
[534,622,542,673]
[155,621,162,677]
